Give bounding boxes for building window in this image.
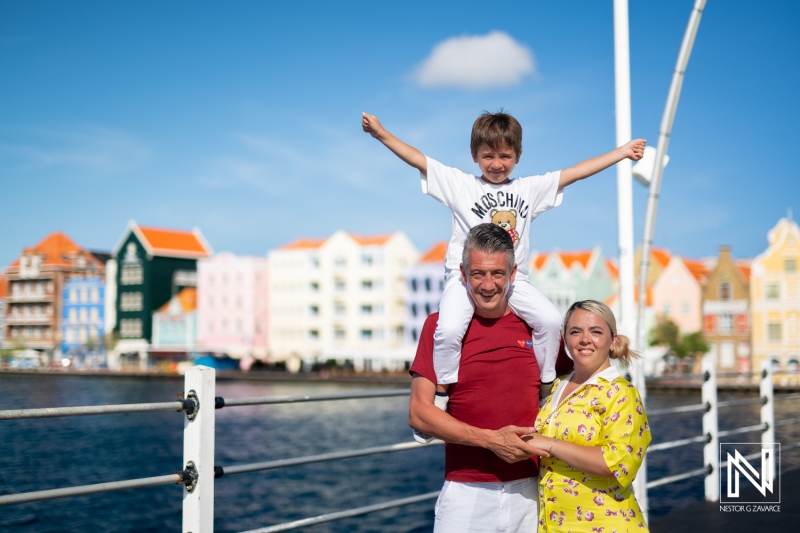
[410,279,418,292]
[309,329,319,340]
[310,281,320,292]
[310,256,320,268]
[411,328,418,342]
[120,292,143,311]
[334,303,346,316]
[411,303,417,317]
[361,253,373,266]
[360,329,373,340]
[310,305,319,316]
[767,283,780,300]
[681,301,689,314]
[768,323,782,342]
[121,265,143,285]
[719,281,731,300]
[786,258,798,272]
[334,256,346,267]
[120,319,143,338]
[788,359,800,373]
[719,314,733,334]
[69,289,78,303]
[91,288,100,303]
[361,280,373,290]
[425,303,432,316]
[361,304,373,315]
[335,279,346,292]
[334,328,346,340]
[425,278,432,292]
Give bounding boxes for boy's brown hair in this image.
[470,110,522,156]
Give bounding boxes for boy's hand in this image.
[362,112,385,139]
[622,139,647,161]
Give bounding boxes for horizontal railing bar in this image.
[646,373,703,381]
[648,403,705,416]
[718,424,765,438]
[221,440,442,477]
[648,434,708,452]
[775,393,800,402]
[775,416,800,427]
[646,466,708,489]
[238,491,441,533]
[0,401,187,420]
[718,397,762,408]
[221,389,410,408]
[0,473,181,506]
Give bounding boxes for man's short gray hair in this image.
[462,223,515,271]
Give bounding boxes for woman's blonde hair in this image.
[562,300,640,366]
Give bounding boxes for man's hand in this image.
[483,425,540,464]
[362,112,385,140]
[621,138,646,161]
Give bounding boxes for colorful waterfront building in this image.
[528,246,617,316]
[702,246,751,373]
[268,231,418,372]
[196,253,269,363]
[108,221,212,369]
[404,242,447,345]
[61,275,106,367]
[151,287,198,365]
[0,274,7,350]
[3,232,105,363]
[651,256,710,334]
[750,217,800,374]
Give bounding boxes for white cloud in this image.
[0,125,150,175]
[412,31,535,89]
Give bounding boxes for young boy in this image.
[362,111,645,442]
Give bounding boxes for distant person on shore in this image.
[363,110,645,442]
[409,224,568,532]
[522,300,652,532]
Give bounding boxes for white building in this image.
[405,242,447,346]
[268,231,419,372]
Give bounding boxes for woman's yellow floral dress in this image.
[535,367,651,532]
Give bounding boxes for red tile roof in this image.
[7,232,104,271]
[420,242,448,263]
[683,258,710,284]
[736,261,752,284]
[280,238,327,250]
[158,287,197,313]
[0,274,7,299]
[606,259,619,280]
[651,248,672,268]
[531,250,594,272]
[138,226,211,257]
[351,234,392,246]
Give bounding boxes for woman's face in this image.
[565,309,615,373]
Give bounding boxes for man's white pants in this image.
[434,477,539,532]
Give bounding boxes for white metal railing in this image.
[1,360,799,531]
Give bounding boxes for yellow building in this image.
[751,217,800,377]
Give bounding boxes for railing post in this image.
[183,366,216,533]
[761,359,775,448]
[701,353,719,501]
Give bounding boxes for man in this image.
[409,223,566,532]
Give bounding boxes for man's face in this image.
[472,142,521,184]
[460,249,516,318]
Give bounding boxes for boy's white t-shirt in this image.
[422,156,563,276]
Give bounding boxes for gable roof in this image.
[606,259,619,280]
[682,258,711,284]
[420,242,448,263]
[280,237,327,250]
[736,261,752,284]
[113,221,213,259]
[531,249,596,273]
[351,234,392,246]
[158,287,197,313]
[7,232,105,271]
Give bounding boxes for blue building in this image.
[61,275,105,366]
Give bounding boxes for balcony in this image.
[5,315,53,325]
[8,292,53,303]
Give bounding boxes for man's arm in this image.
[408,373,543,463]
[558,139,646,189]
[362,112,427,175]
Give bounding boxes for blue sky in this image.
[1,1,798,269]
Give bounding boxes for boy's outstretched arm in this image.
[558,139,646,189]
[362,112,427,175]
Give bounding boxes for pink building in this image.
[196,253,269,361]
[652,256,710,333]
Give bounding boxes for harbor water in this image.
[1,374,799,532]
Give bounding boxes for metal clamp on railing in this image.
[179,390,199,421]
[178,461,199,493]
[215,396,225,409]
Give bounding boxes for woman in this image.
[525,300,651,532]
